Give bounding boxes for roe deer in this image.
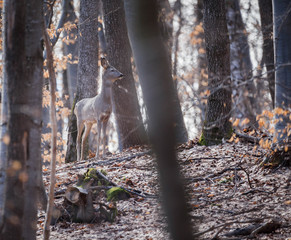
[74,57,123,161]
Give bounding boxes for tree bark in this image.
[0,6,9,228]
[0,0,43,238]
[201,0,232,145]
[123,1,195,239]
[172,0,182,85]
[272,0,291,155]
[226,0,257,125]
[158,0,173,73]
[65,0,100,163]
[102,0,147,150]
[62,0,78,107]
[258,0,275,108]
[194,0,208,129]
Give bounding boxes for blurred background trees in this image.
[0,0,279,163]
[0,0,286,164]
[0,0,290,237]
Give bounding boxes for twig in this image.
[230,205,264,216]
[211,225,227,239]
[239,165,253,188]
[187,166,239,183]
[241,188,274,195]
[87,150,152,166]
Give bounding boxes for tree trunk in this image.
[0,0,43,238]
[62,0,78,107]
[65,0,100,163]
[172,0,182,85]
[194,0,208,130]
[123,1,194,239]
[158,0,173,72]
[258,0,275,108]
[201,0,232,145]
[226,0,257,125]
[271,0,291,163]
[0,42,8,229]
[102,0,147,150]
[160,1,188,142]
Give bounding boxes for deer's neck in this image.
[100,77,113,103]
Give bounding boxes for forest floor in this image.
[37,139,291,240]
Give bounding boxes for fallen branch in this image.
[235,132,261,144]
[193,219,264,238]
[69,150,152,170]
[92,169,157,199]
[88,150,153,166]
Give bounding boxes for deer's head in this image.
[101,57,123,82]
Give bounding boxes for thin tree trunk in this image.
[102,0,147,150]
[43,25,58,240]
[65,0,100,162]
[201,0,232,145]
[62,0,78,107]
[158,0,173,73]
[172,0,182,86]
[258,0,275,108]
[194,0,208,129]
[272,0,291,152]
[0,13,8,228]
[123,1,195,239]
[226,0,257,125]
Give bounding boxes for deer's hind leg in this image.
[81,122,92,161]
[76,121,85,161]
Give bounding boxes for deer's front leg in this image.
[96,120,102,159]
[102,119,109,158]
[81,123,92,161]
[76,121,85,161]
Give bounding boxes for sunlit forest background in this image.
[0,0,272,164]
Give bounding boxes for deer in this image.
[74,57,123,161]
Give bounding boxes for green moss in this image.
[84,168,98,182]
[100,169,107,176]
[106,187,130,201]
[80,168,110,187]
[198,132,206,146]
[226,126,233,139]
[199,124,233,146]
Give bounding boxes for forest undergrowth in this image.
[37,138,291,240]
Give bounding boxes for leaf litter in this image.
[37,142,291,239]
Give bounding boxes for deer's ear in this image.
[101,57,109,69]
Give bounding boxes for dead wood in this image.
[250,218,281,236]
[224,218,281,237]
[235,131,261,144]
[87,150,152,166]
[63,181,95,223]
